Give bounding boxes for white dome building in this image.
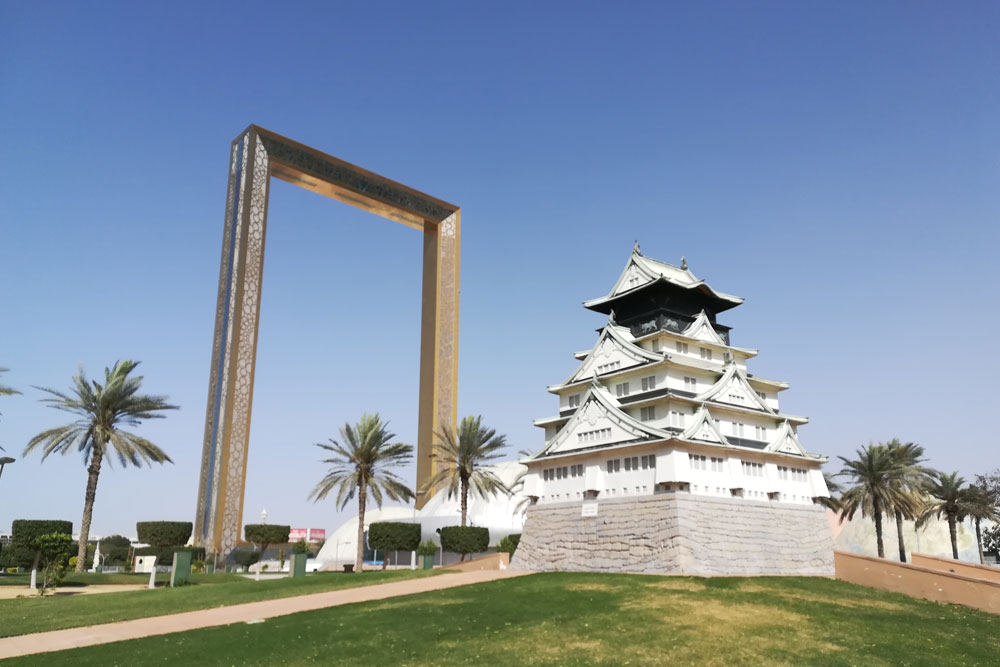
[315,461,528,568]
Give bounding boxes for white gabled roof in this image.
[682,310,727,346]
[559,316,662,386]
[531,381,670,459]
[766,420,809,457]
[696,361,775,414]
[583,247,743,309]
[679,404,729,445]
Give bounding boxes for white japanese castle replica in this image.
[510,246,835,575]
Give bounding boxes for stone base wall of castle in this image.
[510,494,834,576]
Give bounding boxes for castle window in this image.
[676,342,689,354]
[710,457,724,472]
[684,376,697,391]
[568,394,581,408]
[641,375,657,391]
[652,339,662,352]
[755,425,767,440]
[615,382,630,397]
[640,406,656,421]
[670,411,685,428]
[641,454,657,470]
[731,422,745,437]
[741,461,764,477]
[597,361,621,374]
[756,391,767,401]
[578,428,612,443]
[700,347,712,361]
[606,458,621,473]
[688,453,708,470]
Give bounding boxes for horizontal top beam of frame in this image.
[245,125,459,230]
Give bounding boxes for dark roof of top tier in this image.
[584,276,742,316]
[584,250,743,315]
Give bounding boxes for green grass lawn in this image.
[0,568,442,638]
[0,571,247,587]
[6,572,998,666]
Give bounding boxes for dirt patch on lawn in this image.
[0,584,148,600]
[641,579,706,593]
[737,583,905,611]
[565,582,619,593]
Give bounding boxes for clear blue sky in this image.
[1,1,997,537]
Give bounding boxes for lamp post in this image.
[0,456,14,483]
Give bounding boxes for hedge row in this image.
[439,526,489,556]
[368,522,421,552]
[136,521,192,549]
[12,520,74,548]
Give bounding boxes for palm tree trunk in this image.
[894,509,907,562]
[975,518,984,565]
[948,515,958,559]
[76,447,104,572]
[872,496,885,559]
[355,484,366,573]
[459,475,468,562]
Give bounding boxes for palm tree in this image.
[816,471,844,513]
[308,414,414,573]
[884,439,934,563]
[420,415,508,528]
[837,443,918,559]
[24,361,177,571]
[918,471,968,560]
[0,367,19,398]
[961,482,999,564]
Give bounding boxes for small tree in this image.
[277,549,287,570]
[99,535,132,566]
[368,522,421,570]
[136,521,192,587]
[497,534,521,556]
[983,524,1000,557]
[36,533,75,596]
[440,526,489,561]
[244,524,290,580]
[292,539,309,555]
[416,539,438,557]
[233,549,260,571]
[11,519,73,588]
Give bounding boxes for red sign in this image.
[289,528,325,542]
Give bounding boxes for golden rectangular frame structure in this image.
[194,125,460,555]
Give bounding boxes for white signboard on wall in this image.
[582,503,598,517]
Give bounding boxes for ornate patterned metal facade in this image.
[194,126,460,555]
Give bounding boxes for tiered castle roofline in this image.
[583,249,743,314]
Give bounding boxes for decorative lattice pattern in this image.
[435,213,460,430]
[260,135,453,222]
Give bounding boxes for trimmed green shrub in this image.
[416,539,438,556]
[12,520,74,549]
[136,522,192,549]
[12,520,73,570]
[233,549,260,569]
[368,522,421,570]
[99,535,132,566]
[368,522,421,552]
[292,539,309,555]
[244,524,290,554]
[440,526,489,557]
[497,533,521,555]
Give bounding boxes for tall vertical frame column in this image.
[195,125,459,554]
[416,212,461,509]
[194,129,270,555]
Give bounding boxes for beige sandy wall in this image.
[835,551,1000,615]
[910,553,1000,585]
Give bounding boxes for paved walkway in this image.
[0,569,532,660]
